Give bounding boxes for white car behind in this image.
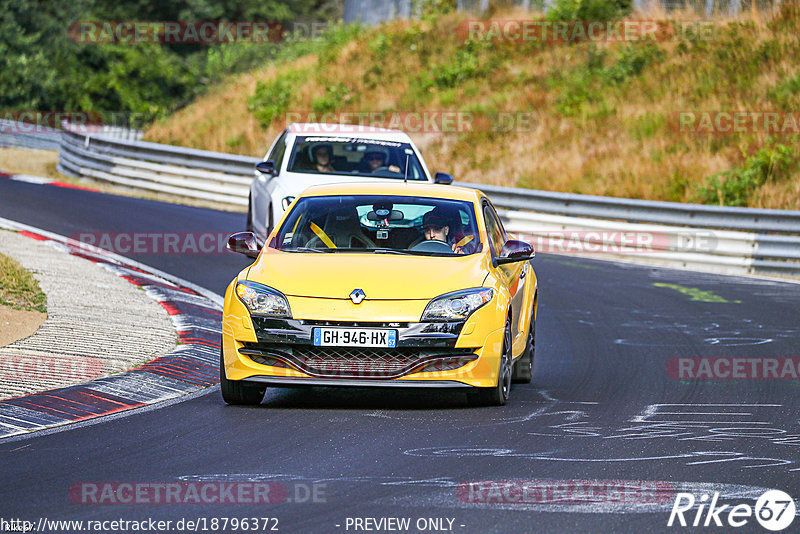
[248,123,453,242]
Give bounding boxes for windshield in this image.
[287,137,428,181]
[273,195,483,256]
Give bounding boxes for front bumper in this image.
[238,318,478,380]
[241,376,472,388]
[221,284,507,388]
[250,317,465,347]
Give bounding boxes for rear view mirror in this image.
[367,209,404,221]
[496,239,534,264]
[255,160,277,176]
[227,232,261,258]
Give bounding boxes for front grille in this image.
[241,343,476,379]
[301,320,411,328]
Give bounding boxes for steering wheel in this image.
[409,239,452,253]
[373,166,401,175]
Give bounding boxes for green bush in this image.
[601,44,664,85]
[368,33,390,59]
[311,84,353,113]
[767,74,800,111]
[0,0,341,126]
[432,48,481,88]
[546,0,632,22]
[248,69,309,128]
[630,112,666,140]
[201,43,282,80]
[550,43,663,117]
[415,0,458,17]
[696,143,796,206]
[315,23,365,66]
[554,70,601,116]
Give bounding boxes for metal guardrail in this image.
[469,183,800,278]
[58,128,254,206]
[52,126,800,279]
[1,120,144,152]
[0,120,62,151]
[468,183,800,235]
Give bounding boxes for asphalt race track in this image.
[1,178,800,533]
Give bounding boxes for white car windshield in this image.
[287,137,428,181]
[273,195,483,256]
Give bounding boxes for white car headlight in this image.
[235,281,291,318]
[421,288,493,322]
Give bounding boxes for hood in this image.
[248,250,488,300]
[280,172,430,197]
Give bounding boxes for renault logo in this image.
[349,288,366,304]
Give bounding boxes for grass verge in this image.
[0,251,47,313]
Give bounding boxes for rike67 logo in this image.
[668,490,796,531]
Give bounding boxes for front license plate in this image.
[313,328,397,348]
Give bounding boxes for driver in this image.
[422,207,464,254]
[363,151,400,174]
[311,144,335,173]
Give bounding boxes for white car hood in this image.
[278,171,429,198]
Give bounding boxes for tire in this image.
[220,349,265,405]
[512,319,534,384]
[468,315,512,407]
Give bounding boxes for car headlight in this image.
[235,281,291,318]
[421,288,493,322]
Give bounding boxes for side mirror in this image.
[496,239,534,265]
[227,232,261,258]
[434,172,454,185]
[255,160,277,177]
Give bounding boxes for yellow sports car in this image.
[221,182,537,406]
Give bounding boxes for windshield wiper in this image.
[288,247,327,253]
[288,247,424,255]
[373,248,414,255]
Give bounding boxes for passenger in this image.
[422,208,465,254]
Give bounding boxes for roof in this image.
[286,123,412,141]
[298,181,483,202]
